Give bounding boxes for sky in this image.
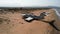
[0,0,60,7]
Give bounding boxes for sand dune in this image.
[0,8,60,34]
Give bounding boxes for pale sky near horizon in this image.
[0,0,60,7]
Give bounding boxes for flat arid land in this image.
[0,8,60,34]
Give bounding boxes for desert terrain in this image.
[0,8,60,34]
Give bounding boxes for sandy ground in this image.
[0,8,60,34]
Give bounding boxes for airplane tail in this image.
[41,20,60,31]
[49,20,60,31]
